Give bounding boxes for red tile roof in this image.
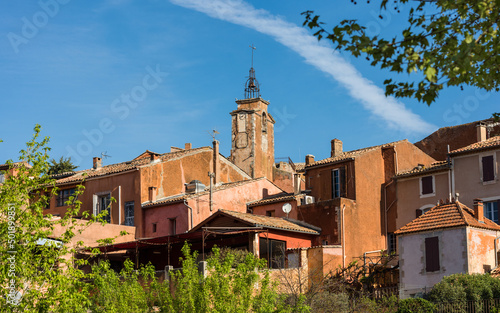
[395,161,450,179]
[193,209,320,235]
[450,136,500,156]
[306,139,408,168]
[247,193,304,207]
[395,201,500,235]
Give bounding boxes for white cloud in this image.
[170,0,436,134]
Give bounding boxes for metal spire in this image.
[244,44,260,99]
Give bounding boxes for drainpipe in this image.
[384,180,396,250]
[447,145,452,201]
[341,204,346,268]
[184,200,193,231]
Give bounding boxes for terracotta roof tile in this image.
[215,209,320,234]
[395,201,500,235]
[247,193,304,207]
[395,161,450,178]
[450,136,500,156]
[306,139,408,168]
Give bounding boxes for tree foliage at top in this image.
[303,0,500,105]
[48,156,77,175]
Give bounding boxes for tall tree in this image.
[303,0,500,107]
[48,156,77,175]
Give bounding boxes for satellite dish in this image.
[282,203,292,216]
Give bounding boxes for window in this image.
[152,223,157,233]
[482,155,495,182]
[387,233,396,254]
[416,206,433,218]
[95,194,111,223]
[259,239,286,269]
[485,200,499,224]
[425,236,440,272]
[57,188,75,207]
[420,175,434,197]
[0,172,5,184]
[331,167,346,199]
[332,169,340,198]
[124,201,134,226]
[266,210,275,217]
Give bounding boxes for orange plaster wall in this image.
[467,227,498,273]
[396,171,450,230]
[45,171,141,237]
[260,230,315,250]
[251,200,300,220]
[143,179,283,237]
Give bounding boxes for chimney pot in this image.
[477,123,487,142]
[305,154,315,165]
[93,157,102,169]
[474,198,484,222]
[331,139,343,158]
[185,143,192,150]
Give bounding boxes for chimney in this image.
[474,198,484,222]
[150,153,158,162]
[149,186,157,202]
[93,157,102,169]
[293,173,301,195]
[212,140,220,184]
[331,139,343,158]
[185,143,192,150]
[477,123,487,142]
[305,154,315,165]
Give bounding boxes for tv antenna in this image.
[207,129,220,141]
[101,151,111,159]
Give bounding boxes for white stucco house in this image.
[396,199,500,299]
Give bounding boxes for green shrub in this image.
[426,273,500,304]
[397,298,435,313]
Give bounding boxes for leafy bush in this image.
[426,273,500,304]
[397,298,435,313]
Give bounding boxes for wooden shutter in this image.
[421,176,433,194]
[340,166,347,198]
[482,156,494,182]
[425,236,440,272]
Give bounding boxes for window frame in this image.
[93,192,111,223]
[0,172,5,184]
[419,175,435,198]
[57,188,76,207]
[482,197,500,224]
[332,169,340,198]
[124,201,134,226]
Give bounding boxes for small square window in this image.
[266,210,275,217]
[57,188,75,207]
[152,223,157,233]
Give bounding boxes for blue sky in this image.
[1,0,497,169]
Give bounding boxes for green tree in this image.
[0,125,91,312]
[48,156,77,175]
[303,0,500,106]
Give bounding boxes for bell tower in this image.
[230,45,275,179]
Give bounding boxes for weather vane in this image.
[249,44,256,68]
